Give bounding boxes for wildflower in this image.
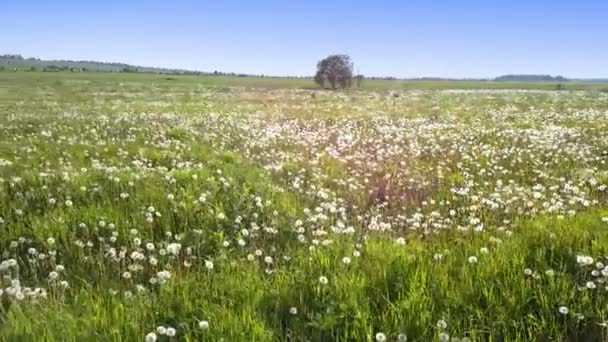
[319,276,328,285]
[524,268,533,276]
[165,327,176,337]
[205,260,214,270]
[342,257,351,265]
[577,255,593,266]
[396,237,406,246]
[545,269,555,277]
[397,333,408,342]
[375,332,387,342]
[437,319,448,329]
[145,333,157,342]
[559,306,569,315]
[468,256,478,264]
[156,326,166,335]
[289,307,298,315]
[198,320,209,330]
[439,332,450,342]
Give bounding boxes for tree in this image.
[314,54,354,89]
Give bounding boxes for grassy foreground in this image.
[0,73,607,341]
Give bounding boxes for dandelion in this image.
[198,320,209,330]
[559,306,569,315]
[437,319,448,329]
[439,332,450,342]
[319,276,328,285]
[397,333,408,342]
[205,260,214,270]
[524,268,533,276]
[289,307,298,315]
[165,327,176,337]
[342,257,351,265]
[145,332,157,342]
[156,326,167,335]
[375,332,387,342]
[468,256,478,264]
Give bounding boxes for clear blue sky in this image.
[2,0,606,78]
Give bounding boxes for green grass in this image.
[0,72,607,341]
[2,70,608,92]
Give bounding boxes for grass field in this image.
[1,71,608,341]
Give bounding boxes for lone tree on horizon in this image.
[314,54,354,89]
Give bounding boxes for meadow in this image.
[0,72,608,341]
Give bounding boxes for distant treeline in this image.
[1,54,607,83]
[494,74,569,82]
[0,54,302,77]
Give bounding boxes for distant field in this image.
[2,70,608,91]
[0,72,608,341]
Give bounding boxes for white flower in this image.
[439,332,450,342]
[524,268,533,276]
[342,257,351,265]
[559,306,569,315]
[396,237,406,246]
[375,332,387,342]
[205,260,214,270]
[198,320,209,330]
[586,281,597,290]
[145,332,157,342]
[165,327,176,337]
[156,326,166,335]
[437,319,448,329]
[577,255,594,266]
[319,276,328,285]
[468,256,478,264]
[397,333,408,342]
[289,307,298,315]
[166,243,181,255]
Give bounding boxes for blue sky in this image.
[2,1,607,78]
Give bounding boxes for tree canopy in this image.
[314,54,354,89]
